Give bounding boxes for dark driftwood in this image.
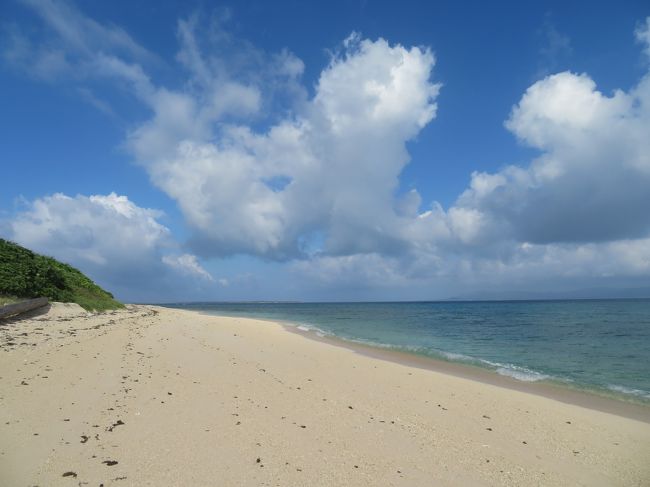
[0,297,49,319]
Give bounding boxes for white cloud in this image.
[3,0,157,110]
[175,14,264,119]
[9,193,169,266]
[291,22,650,292]
[77,87,117,118]
[536,16,572,78]
[4,5,650,297]
[162,254,214,281]
[128,29,441,261]
[314,33,438,136]
[1,23,71,80]
[456,69,650,244]
[20,0,153,61]
[293,237,650,297]
[4,193,213,300]
[292,253,409,287]
[636,17,650,60]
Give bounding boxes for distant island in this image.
[0,238,122,311]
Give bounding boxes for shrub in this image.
[0,238,123,311]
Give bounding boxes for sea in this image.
[166,299,650,404]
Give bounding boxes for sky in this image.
[1,0,649,302]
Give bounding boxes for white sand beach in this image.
[1,303,649,486]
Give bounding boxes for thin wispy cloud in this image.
[535,14,573,78]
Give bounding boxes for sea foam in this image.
[493,364,550,382]
[607,384,650,399]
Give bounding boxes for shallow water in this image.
[166,300,650,403]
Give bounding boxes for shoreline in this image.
[190,310,650,424]
[282,322,650,424]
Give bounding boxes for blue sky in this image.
[1,0,649,302]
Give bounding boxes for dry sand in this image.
[0,303,649,486]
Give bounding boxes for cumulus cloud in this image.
[3,2,442,265]
[455,69,650,244]
[129,28,440,260]
[293,19,650,290]
[4,2,650,297]
[9,193,169,266]
[3,193,213,300]
[126,15,649,279]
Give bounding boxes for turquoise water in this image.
[166,300,650,403]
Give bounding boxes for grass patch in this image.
[0,294,20,307]
[0,238,123,312]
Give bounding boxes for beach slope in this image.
[1,304,649,486]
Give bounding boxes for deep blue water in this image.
[165,300,650,403]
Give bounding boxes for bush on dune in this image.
[0,238,123,311]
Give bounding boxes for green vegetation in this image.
[0,238,123,311]
[0,294,19,306]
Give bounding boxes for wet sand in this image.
[1,303,649,486]
[284,324,650,423]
